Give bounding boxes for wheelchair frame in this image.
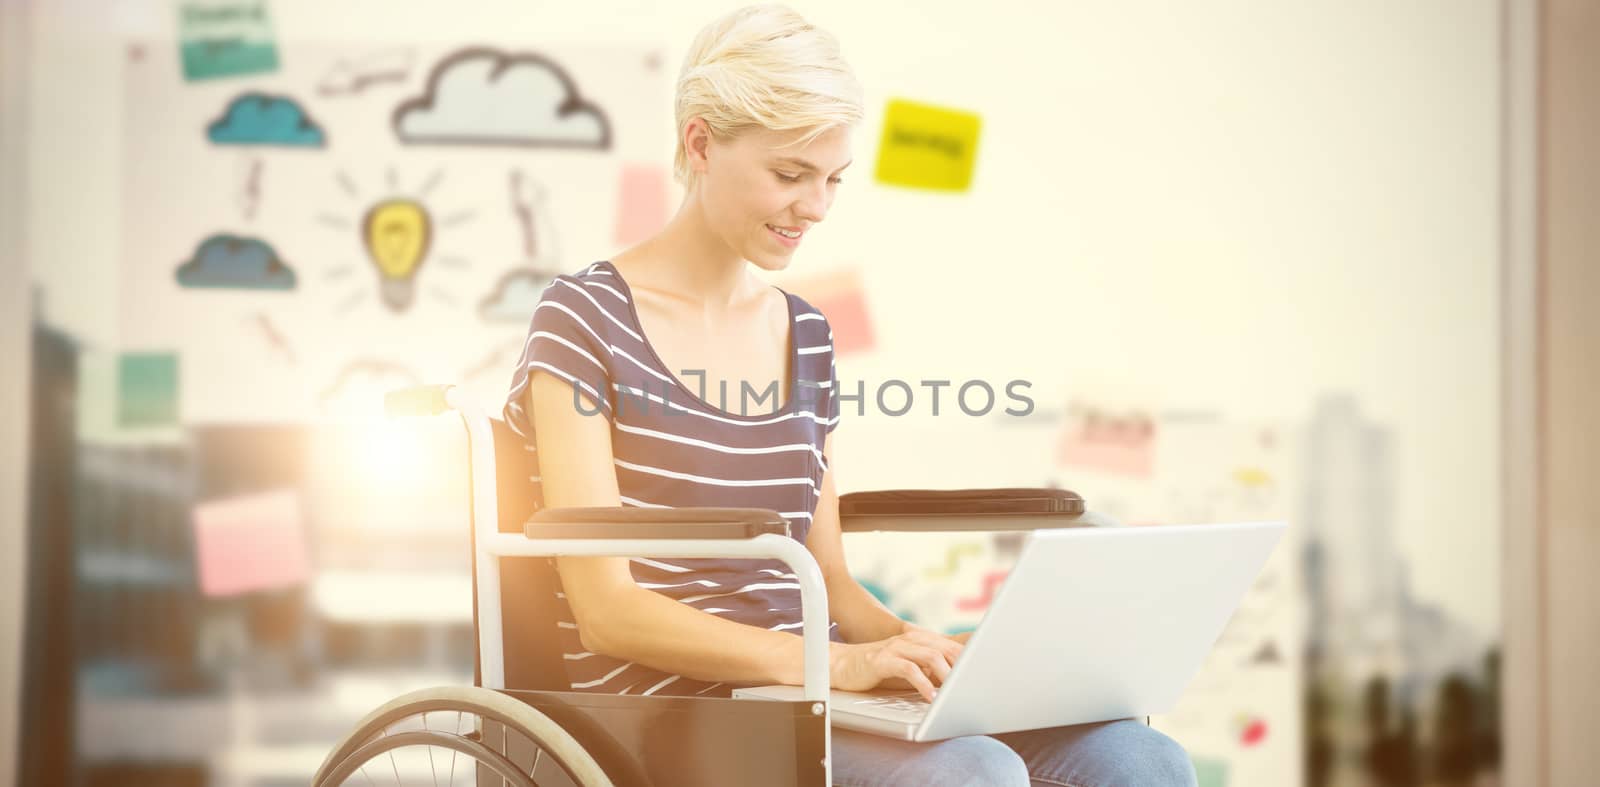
[313,384,1108,787]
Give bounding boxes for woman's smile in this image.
[766,223,803,246]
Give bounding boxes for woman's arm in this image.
[528,371,817,686]
[804,432,916,644]
[537,372,961,699]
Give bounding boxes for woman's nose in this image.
[794,184,829,223]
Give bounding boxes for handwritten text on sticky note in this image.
[875,99,982,192]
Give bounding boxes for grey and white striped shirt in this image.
[502,260,843,698]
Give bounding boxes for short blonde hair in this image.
[673,4,864,189]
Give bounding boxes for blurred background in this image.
[0,1,1594,786]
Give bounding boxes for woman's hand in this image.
[902,620,973,646]
[829,627,965,703]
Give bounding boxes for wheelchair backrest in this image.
[469,417,572,692]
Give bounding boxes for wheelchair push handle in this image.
[385,384,454,418]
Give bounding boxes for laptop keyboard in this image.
[852,693,931,714]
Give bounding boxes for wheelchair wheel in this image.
[313,685,614,787]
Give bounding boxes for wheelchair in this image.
[312,384,1115,787]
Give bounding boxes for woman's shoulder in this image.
[505,262,627,426]
[777,290,835,355]
[530,261,632,335]
[539,260,622,302]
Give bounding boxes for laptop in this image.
[733,520,1286,741]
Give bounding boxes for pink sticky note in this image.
[615,164,669,246]
[1055,409,1156,478]
[192,488,311,597]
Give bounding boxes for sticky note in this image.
[1055,407,1156,478]
[192,488,311,597]
[615,164,670,245]
[118,352,180,428]
[177,1,281,81]
[874,99,982,192]
[1192,756,1229,787]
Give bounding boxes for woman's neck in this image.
[616,195,762,313]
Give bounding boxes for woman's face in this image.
[693,122,854,272]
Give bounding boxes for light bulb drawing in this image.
[320,168,478,316]
[362,198,432,312]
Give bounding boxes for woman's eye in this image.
[828,177,843,185]
[776,172,800,183]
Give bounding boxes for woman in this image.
[504,5,1197,785]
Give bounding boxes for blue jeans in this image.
[831,718,1198,787]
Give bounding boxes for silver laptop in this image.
[733,520,1286,741]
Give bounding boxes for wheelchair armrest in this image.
[838,487,1115,532]
[838,511,1113,532]
[482,508,831,701]
[526,506,790,540]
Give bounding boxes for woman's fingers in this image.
[852,631,968,699]
[891,641,953,685]
[896,659,939,703]
[900,627,965,664]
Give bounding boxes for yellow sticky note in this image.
[874,99,982,192]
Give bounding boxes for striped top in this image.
[501,260,843,698]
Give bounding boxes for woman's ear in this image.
[683,117,712,176]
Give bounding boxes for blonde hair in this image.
[673,4,864,189]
